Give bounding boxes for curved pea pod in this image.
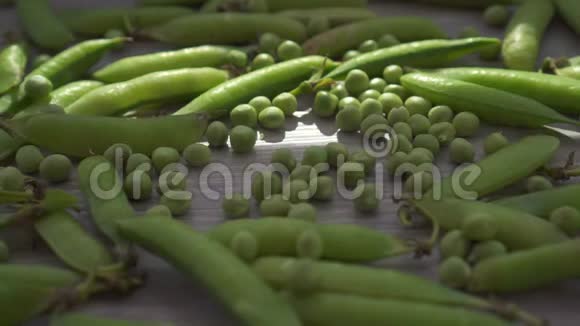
[50,313,174,326]
[59,6,193,36]
[288,293,511,326]
[7,112,208,157]
[0,44,27,95]
[434,67,580,115]
[494,184,580,217]
[426,135,560,200]
[265,0,367,11]
[116,216,302,326]
[413,198,567,251]
[50,80,104,108]
[303,17,447,57]
[470,239,580,293]
[502,0,554,71]
[174,56,337,118]
[93,46,232,83]
[16,0,75,50]
[0,129,19,162]
[144,13,307,46]
[326,38,500,79]
[277,8,376,26]
[209,217,416,261]
[401,73,580,128]
[65,68,229,116]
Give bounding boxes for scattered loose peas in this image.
[124,171,153,201]
[0,167,25,191]
[160,195,191,216]
[360,114,388,135]
[277,40,303,61]
[338,96,360,111]
[230,126,257,154]
[284,179,311,203]
[387,106,409,125]
[429,122,456,145]
[549,206,580,236]
[325,142,349,168]
[439,257,471,288]
[249,96,272,113]
[288,203,317,222]
[386,152,408,174]
[354,183,379,213]
[231,104,258,128]
[152,147,180,172]
[408,114,431,135]
[338,162,365,189]
[296,229,324,259]
[311,175,335,201]
[405,96,432,116]
[378,92,403,115]
[461,213,497,241]
[226,50,248,68]
[222,194,250,219]
[259,32,281,54]
[313,91,338,118]
[343,50,360,61]
[104,143,132,165]
[145,205,172,217]
[272,92,297,117]
[470,240,507,263]
[403,171,434,195]
[428,105,454,124]
[336,106,362,132]
[205,121,229,148]
[230,231,258,262]
[302,146,328,168]
[24,75,53,100]
[360,98,383,119]
[526,175,553,193]
[483,5,510,27]
[449,138,475,164]
[251,53,275,70]
[330,83,349,99]
[258,106,286,129]
[382,65,403,84]
[39,154,72,184]
[368,78,386,92]
[393,122,413,140]
[383,84,408,99]
[126,153,152,175]
[358,89,381,102]
[358,39,378,53]
[377,34,400,48]
[344,69,369,96]
[251,171,283,201]
[483,132,509,155]
[260,194,291,216]
[271,148,296,172]
[15,145,44,174]
[183,144,211,168]
[440,230,471,260]
[394,134,413,154]
[453,112,480,137]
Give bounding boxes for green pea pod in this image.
[434,67,580,115]
[470,239,580,293]
[265,0,367,11]
[51,313,174,326]
[0,129,19,162]
[415,0,521,8]
[303,17,447,57]
[59,6,193,36]
[174,56,337,118]
[0,44,27,95]
[40,189,79,212]
[93,46,233,83]
[277,8,376,26]
[0,190,33,205]
[553,0,580,35]
[401,73,580,128]
[16,0,75,50]
[413,198,567,250]
[502,0,554,71]
[50,80,104,108]
[7,112,208,157]
[555,66,580,80]
[289,293,510,326]
[65,68,229,116]
[494,184,580,217]
[116,216,303,326]
[0,264,81,287]
[144,13,307,46]
[138,0,204,5]
[326,38,500,79]
[209,217,417,261]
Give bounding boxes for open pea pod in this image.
[493,184,580,217]
[51,313,175,326]
[0,44,27,95]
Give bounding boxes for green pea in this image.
[360,114,388,135]
[0,241,9,262]
[251,53,275,70]
[271,148,296,172]
[124,171,153,201]
[15,145,44,174]
[302,146,328,168]
[160,194,191,216]
[338,97,360,111]
[449,138,475,164]
[378,34,400,48]
[307,16,330,37]
[440,230,471,260]
[395,134,413,154]
[24,75,53,100]
[39,154,72,184]
[158,171,187,193]
[360,98,383,119]
[387,106,409,125]
[338,162,365,189]
[183,143,211,168]
[378,92,403,115]
[227,50,248,68]
[342,50,360,61]
[152,147,180,172]
[392,122,413,141]
[358,39,378,53]
[483,132,509,155]
[439,257,471,289]
[405,96,432,116]
[104,143,132,165]
[549,206,580,237]
[230,231,258,262]
[230,126,257,154]
[407,148,433,165]
[368,78,386,92]
[290,165,314,183]
[313,91,338,118]
[251,171,283,201]
[325,142,349,168]
[272,92,297,117]
[260,194,291,216]
[126,153,152,175]
[470,240,507,263]
[453,112,480,138]
[32,54,51,69]
[429,122,456,145]
[259,106,286,129]
[382,65,403,84]
[358,89,381,102]
[408,114,431,135]
[284,179,311,203]
[461,213,497,241]
[0,167,25,191]
[383,84,408,99]
[330,83,349,99]
[222,194,250,219]
[311,175,335,202]
[386,152,408,175]
[206,121,229,148]
[459,26,480,38]
[349,151,376,175]
[483,5,510,27]
[336,106,362,132]
[277,40,303,61]
[145,205,172,217]
[231,104,258,128]
[296,229,324,259]
[288,203,317,222]
[403,171,434,195]
[259,32,282,55]
[354,183,379,214]
[526,175,553,193]
[428,105,454,124]
[344,69,369,96]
